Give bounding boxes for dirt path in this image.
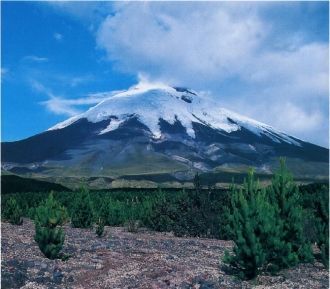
[1,219,328,289]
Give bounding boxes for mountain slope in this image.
[2,84,328,183]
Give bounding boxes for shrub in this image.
[95,218,105,237]
[147,180,227,239]
[124,200,142,233]
[300,183,329,267]
[3,197,23,225]
[315,186,329,267]
[71,187,94,228]
[147,192,178,232]
[224,170,271,279]
[34,193,67,259]
[268,159,313,263]
[125,219,141,233]
[224,167,305,279]
[98,197,124,226]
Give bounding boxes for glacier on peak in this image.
[48,84,301,146]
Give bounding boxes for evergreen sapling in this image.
[34,193,67,259]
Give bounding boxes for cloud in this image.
[30,80,77,116]
[54,32,63,41]
[31,79,114,116]
[41,94,116,116]
[273,103,324,133]
[46,2,113,28]
[23,55,48,62]
[42,97,81,116]
[97,3,267,84]
[69,75,94,87]
[95,2,328,146]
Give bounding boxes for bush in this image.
[268,159,313,263]
[147,192,178,232]
[3,197,23,225]
[95,218,105,237]
[224,170,276,279]
[97,197,124,226]
[147,180,228,239]
[224,163,312,279]
[314,186,329,268]
[173,187,224,238]
[301,184,329,267]
[34,193,67,259]
[125,219,141,233]
[71,187,94,228]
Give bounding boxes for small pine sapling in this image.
[268,158,313,263]
[71,187,94,228]
[95,218,105,237]
[223,170,268,279]
[3,197,23,225]
[34,193,68,259]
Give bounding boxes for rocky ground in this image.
[1,219,328,289]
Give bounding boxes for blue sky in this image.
[1,1,329,147]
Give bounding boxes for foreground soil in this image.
[1,219,328,289]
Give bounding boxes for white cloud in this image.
[95,2,329,146]
[97,3,267,84]
[23,55,48,62]
[54,32,63,41]
[30,80,76,116]
[41,94,115,116]
[30,80,53,96]
[31,79,113,116]
[46,1,113,30]
[273,103,324,133]
[69,75,94,87]
[42,97,81,116]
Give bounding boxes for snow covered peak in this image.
[48,84,301,146]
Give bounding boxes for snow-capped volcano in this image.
[2,84,328,185]
[49,84,299,145]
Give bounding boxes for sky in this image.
[1,1,329,147]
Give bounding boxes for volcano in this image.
[2,84,328,187]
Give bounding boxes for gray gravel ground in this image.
[1,219,328,289]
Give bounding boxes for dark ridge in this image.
[181,95,193,103]
[1,175,71,194]
[98,116,151,139]
[121,173,178,183]
[1,118,110,163]
[158,118,188,135]
[173,87,197,96]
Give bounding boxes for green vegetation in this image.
[224,160,316,279]
[71,187,94,228]
[147,184,229,238]
[268,159,313,264]
[95,217,105,237]
[2,162,328,276]
[1,174,70,194]
[2,197,23,225]
[300,183,329,267]
[34,193,68,259]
